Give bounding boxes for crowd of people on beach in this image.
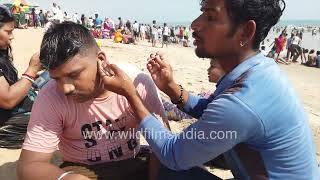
[1,0,320,180]
[9,2,193,48]
[261,26,320,68]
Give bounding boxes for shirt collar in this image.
[213,52,264,97]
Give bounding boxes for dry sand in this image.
[0,28,319,179]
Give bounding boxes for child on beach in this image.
[163,59,225,121]
[305,49,317,67]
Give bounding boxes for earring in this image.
[240,41,245,47]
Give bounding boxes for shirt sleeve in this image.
[138,94,265,170]
[22,89,64,153]
[182,93,213,119]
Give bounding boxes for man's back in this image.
[223,54,318,179]
[291,36,301,45]
[163,26,170,36]
[133,23,139,32]
[95,18,102,27]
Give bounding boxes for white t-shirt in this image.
[51,6,59,15]
[108,19,115,29]
[72,14,79,23]
[133,23,139,32]
[56,10,64,22]
[151,25,157,35]
[163,26,170,36]
[140,25,145,34]
[261,50,268,56]
[291,36,301,45]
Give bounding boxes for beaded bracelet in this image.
[172,84,184,105]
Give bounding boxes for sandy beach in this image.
[0,28,319,180]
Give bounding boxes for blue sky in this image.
[21,0,320,22]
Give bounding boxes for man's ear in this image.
[238,20,256,47]
[97,51,109,65]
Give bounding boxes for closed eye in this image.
[67,69,84,80]
[69,72,80,79]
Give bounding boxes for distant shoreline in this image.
[162,20,320,27]
[278,19,320,26]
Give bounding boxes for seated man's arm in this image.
[139,94,264,171]
[182,92,214,119]
[16,87,89,180]
[17,150,88,180]
[163,81,214,119]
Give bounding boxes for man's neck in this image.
[217,49,259,74]
[95,88,113,99]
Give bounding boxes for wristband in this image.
[171,84,184,105]
[21,75,35,83]
[22,73,37,80]
[57,171,74,180]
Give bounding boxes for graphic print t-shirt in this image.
[23,64,168,165]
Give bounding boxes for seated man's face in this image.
[49,52,102,102]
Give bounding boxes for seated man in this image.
[316,51,320,68]
[17,22,169,180]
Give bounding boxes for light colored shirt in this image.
[163,26,170,36]
[140,25,145,34]
[133,23,139,32]
[72,14,79,23]
[23,63,168,165]
[291,36,301,45]
[151,24,157,35]
[139,53,319,179]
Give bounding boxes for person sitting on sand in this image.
[17,22,170,180]
[305,49,317,67]
[98,0,319,179]
[295,48,309,64]
[267,44,276,58]
[0,5,43,149]
[122,28,136,44]
[164,58,226,121]
[91,25,102,39]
